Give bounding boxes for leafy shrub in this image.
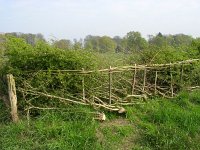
[139,46,189,64]
[1,36,99,110]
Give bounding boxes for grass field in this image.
[0,90,200,150]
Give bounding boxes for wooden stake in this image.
[7,74,19,123]
[27,108,30,126]
[154,71,158,95]
[82,68,86,101]
[142,68,147,93]
[180,64,184,88]
[131,64,137,95]
[170,64,174,97]
[109,66,112,105]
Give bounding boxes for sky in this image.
[0,0,200,40]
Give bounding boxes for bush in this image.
[139,46,189,64]
[1,36,99,111]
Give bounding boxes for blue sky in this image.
[0,0,200,40]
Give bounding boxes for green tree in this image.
[188,38,200,58]
[73,39,83,50]
[113,36,125,53]
[53,39,72,50]
[98,36,116,53]
[84,35,116,53]
[84,35,100,51]
[5,32,46,45]
[125,31,148,52]
[148,33,193,48]
[0,34,6,69]
[172,34,193,47]
[148,32,167,47]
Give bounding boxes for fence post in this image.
[82,68,86,102]
[109,66,112,105]
[7,74,19,123]
[180,64,184,89]
[154,71,158,95]
[27,108,30,126]
[170,63,174,97]
[142,68,147,93]
[131,64,137,95]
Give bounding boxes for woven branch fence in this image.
[3,59,200,122]
[8,58,197,120]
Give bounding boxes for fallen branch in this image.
[123,94,147,101]
[18,88,89,106]
[19,88,127,112]
[187,86,200,90]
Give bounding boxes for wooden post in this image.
[131,64,137,95]
[7,74,19,123]
[82,68,86,101]
[109,66,112,105]
[154,71,158,95]
[27,108,30,126]
[170,63,174,97]
[180,64,184,89]
[142,68,147,93]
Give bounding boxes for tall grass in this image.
[0,90,200,150]
[0,105,100,150]
[126,90,200,150]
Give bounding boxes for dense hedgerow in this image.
[0,36,100,110]
[4,36,97,72]
[0,35,199,112]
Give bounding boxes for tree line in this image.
[3,31,200,54]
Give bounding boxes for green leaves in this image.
[126,31,148,52]
[1,36,99,110]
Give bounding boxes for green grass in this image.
[126,90,200,150]
[0,108,100,150]
[97,122,136,149]
[0,90,200,150]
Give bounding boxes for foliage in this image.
[98,36,116,53]
[4,36,97,71]
[53,39,72,50]
[1,36,99,110]
[73,39,83,50]
[5,32,46,45]
[84,35,116,53]
[139,45,189,64]
[0,35,7,69]
[125,31,148,52]
[188,38,200,58]
[0,100,10,123]
[148,33,193,48]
